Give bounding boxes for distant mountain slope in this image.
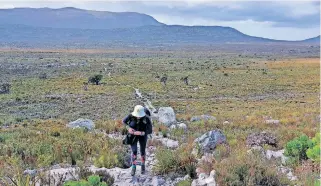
[0,7,163,29]
[0,7,319,47]
[0,24,287,46]
[302,36,320,43]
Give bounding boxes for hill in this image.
[0,24,290,47]
[302,36,320,43]
[0,7,163,29]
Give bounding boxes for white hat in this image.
[131,105,146,118]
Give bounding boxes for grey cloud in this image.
[3,1,320,29]
[113,1,320,28]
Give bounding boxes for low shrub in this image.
[284,135,310,164]
[306,133,320,163]
[285,133,320,165]
[64,175,108,186]
[175,179,192,186]
[88,74,103,85]
[94,151,119,169]
[215,151,290,186]
[153,144,197,177]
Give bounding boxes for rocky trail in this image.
[21,82,298,186]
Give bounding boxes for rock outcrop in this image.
[190,115,216,122]
[157,107,176,126]
[246,132,277,147]
[66,118,95,130]
[194,130,227,153]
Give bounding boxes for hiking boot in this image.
[131,165,136,176]
[141,164,145,174]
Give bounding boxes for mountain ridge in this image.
[0,7,164,29]
[0,7,319,45]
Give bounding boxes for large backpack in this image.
[144,107,153,134]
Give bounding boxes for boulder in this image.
[177,123,187,130]
[223,121,230,125]
[191,115,216,122]
[194,130,227,153]
[266,149,288,164]
[66,118,95,130]
[247,146,265,156]
[265,119,280,125]
[157,107,176,126]
[23,169,37,177]
[170,125,177,130]
[152,176,166,186]
[246,132,277,147]
[161,138,179,149]
[278,166,297,181]
[192,170,216,186]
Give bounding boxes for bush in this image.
[176,179,192,186]
[153,148,179,175]
[39,73,47,79]
[284,135,310,164]
[215,151,290,186]
[88,74,103,85]
[153,144,197,176]
[306,133,320,163]
[94,151,119,169]
[64,175,108,186]
[0,83,11,94]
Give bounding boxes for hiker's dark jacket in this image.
[122,114,152,133]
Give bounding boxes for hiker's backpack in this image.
[144,108,153,134]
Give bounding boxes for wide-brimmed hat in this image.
[131,105,146,118]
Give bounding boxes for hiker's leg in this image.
[130,140,138,176]
[139,135,148,174]
[131,141,138,165]
[139,135,148,160]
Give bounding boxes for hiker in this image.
[122,105,152,176]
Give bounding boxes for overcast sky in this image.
[0,0,320,40]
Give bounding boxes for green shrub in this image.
[185,162,197,179]
[306,133,320,163]
[284,135,310,164]
[64,175,107,186]
[153,145,197,176]
[94,151,119,168]
[175,179,192,186]
[88,74,103,85]
[15,117,24,122]
[39,73,48,79]
[153,148,179,174]
[216,152,290,186]
[50,131,61,137]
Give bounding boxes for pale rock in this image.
[66,118,95,130]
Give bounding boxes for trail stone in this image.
[191,115,216,122]
[66,118,95,130]
[265,119,280,124]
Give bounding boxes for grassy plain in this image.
[0,47,319,185]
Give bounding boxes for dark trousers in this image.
[131,135,148,165]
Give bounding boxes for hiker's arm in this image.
[122,115,135,134]
[122,115,130,126]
